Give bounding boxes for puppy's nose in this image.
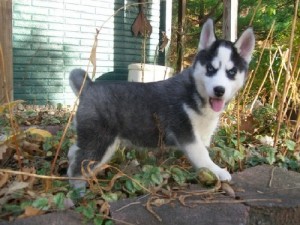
[214,86,225,97]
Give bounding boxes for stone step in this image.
[1,165,300,225]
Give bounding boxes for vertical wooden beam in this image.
[222,0,238,41]
[160,0,173,65]
[0,0,13,103]
[176,0,186,72]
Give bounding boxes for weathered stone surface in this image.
[110,194,249,225]
[0,210,91,225]
[2,165,300,225]
[110,165,300,225]
[233,165,300,225]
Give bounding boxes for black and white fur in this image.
[67,19,255,189]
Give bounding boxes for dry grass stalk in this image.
[249,0,262,26]
[283,48,300,118]
[242,21,275,110]
[273,0,299,147]
[250,48,279,111]
[248,21,275,111]
[0,44,24,178]
[235,93,244,170]
[270,47,288,107]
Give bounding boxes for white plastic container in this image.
[128,63,174,82]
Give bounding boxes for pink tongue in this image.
[210,98,225,112]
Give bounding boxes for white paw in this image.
[214,168,232,181]
[208,165,231,181]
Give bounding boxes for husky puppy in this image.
[67,19,255,189]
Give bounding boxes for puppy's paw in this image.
[214,168,231,182]
[69,179,86,197]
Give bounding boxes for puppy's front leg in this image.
[183,139,231,181]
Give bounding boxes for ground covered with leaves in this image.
[0,101,299,225]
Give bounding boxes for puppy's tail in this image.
[69,69,92,96]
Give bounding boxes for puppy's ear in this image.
[234,28,255,64]
[198,19,216,51]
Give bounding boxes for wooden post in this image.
[0,0,13,103]
[176,0,186,72]
[222,0,238,41]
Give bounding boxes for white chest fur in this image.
[183,104,220,146]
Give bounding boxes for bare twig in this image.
[0,169,87,181]
[146,197,163,222]
[187,198,282,205]
[269,167,276,188]
[103,215,135,225]
[115,201,141,212]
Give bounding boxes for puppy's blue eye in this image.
[227,67,237,79]
[206,64,216,75]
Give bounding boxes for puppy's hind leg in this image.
[67,135,120,194]
[67,144,86,193]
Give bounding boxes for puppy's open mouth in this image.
[209,98,225,112]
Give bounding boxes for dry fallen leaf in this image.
[7,181,29,194]
[221,182,236,198]
[131,6,152,37]
[150,198,172,207]
[21,141,42,153]
[99,201,110,216]
[0,143,8,161]
[89,29,99,78]
[25,127,52,141]
[159,32,169,52]
[18,206,44,219]
[0,172,10,188]
[17,167,36,189]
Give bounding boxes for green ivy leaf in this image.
[42,138,53,151]
[3,204,22,214]
[20,200,33,210]
[104,220,114,225]
[125,180,135,193]
[233,150,245,161]
[53,193,65,210]
[32,197,49,210]
[259,146,277,165]
[132,175,143,191]
[171,167,186,185]
[102,192,118,202]
[142,165,154,173]
[151,173,163,185]
[285,140,296,151]
[93,216,104,225]
[76,202,95,220]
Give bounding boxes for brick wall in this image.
[13,0,162,105]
